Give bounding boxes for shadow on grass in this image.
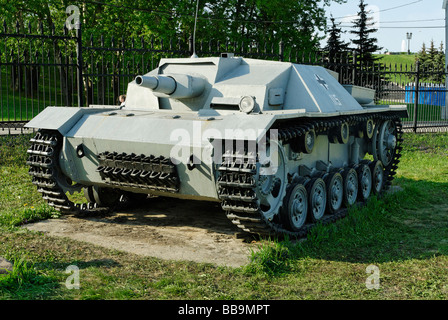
[247,178,448,275]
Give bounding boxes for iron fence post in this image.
[413,60,420,133]
[76,24,84,107]
[352,51,357,85]
[279,40,284,62]
[444,65,448,120]
[189,35,194,57]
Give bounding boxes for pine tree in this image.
[324,16,350,60]
[416,42,428,66]
[416,40,446,84]
[426,40,438,69]
[433,42,446,83]
[436,42,445,71]
[350,0,382,66]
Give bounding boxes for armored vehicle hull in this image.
[26,56,407,237]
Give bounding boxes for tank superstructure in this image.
[25,55,408,237]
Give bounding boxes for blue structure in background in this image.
[405,85,446,106]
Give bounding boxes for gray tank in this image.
[25,54,408,237]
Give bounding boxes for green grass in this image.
[376,54,417,69]
[375,102,448,123]
[375,54,418,86]
[0,132,447,300]
[0,70,56,122]
[0,254,60,299]
[0,68,120,121]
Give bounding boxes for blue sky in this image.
[320,0,445,53]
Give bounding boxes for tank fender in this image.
[24,106,120,135]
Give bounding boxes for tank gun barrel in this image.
[135,74,206,99]
[135,75,176,95]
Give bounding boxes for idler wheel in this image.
[255,140,288,222]
[123,191,148,204]
[372,120,398,167]
[281,183,308,232]
[91,186,122,206]
[378,120,398,167]
[84,186,95,203]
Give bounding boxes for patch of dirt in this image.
[24,197,259,268]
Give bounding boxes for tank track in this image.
[27,130,115,215]
[217,112,404,238]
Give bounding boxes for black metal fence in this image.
[1,22,447,133]
[332,57,448,132]
[0,22,81,130]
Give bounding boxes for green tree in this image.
[350,0,382,66]
[0,0,348,105]
[0,0,347,54]
[416,41,445,66]
[426,40,438,67]
[416,42,428,66]
[203,0,347,54]
[324,16,350,59]
[418,40,446,84]
[436,42,446,72]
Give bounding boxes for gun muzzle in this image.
[135,75,176,95]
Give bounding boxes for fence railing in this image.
[0,22,81,129]
[371,60,448,132]
[1,22,447,133]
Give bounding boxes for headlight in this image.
[239,96,255,114]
